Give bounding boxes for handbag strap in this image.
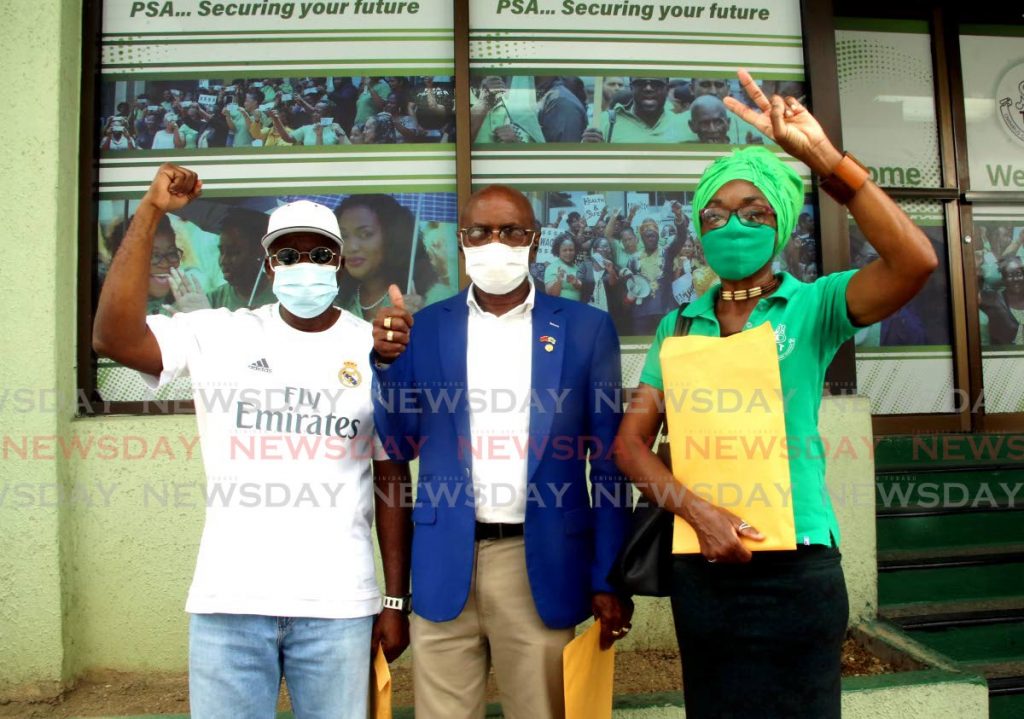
[673,304,692,337]
[656,304,690,456]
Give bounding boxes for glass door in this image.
[958,25,1024,425]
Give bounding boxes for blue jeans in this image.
[189,613,373,719]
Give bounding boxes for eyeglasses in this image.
[695,79,730,92]
[458,225,536,248]
[630,78,667,91]
[267,246,339,266]
[699,206,777,230]
[150,248,184,266]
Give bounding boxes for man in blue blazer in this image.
[370,185,633,719]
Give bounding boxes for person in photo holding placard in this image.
[544,235,584,301]
[613,69,938,718]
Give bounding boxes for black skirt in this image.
[670,545,849,719]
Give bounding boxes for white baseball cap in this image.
[261,200,343,251]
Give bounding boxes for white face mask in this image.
[463,243,531,295]
[271,263,338,319]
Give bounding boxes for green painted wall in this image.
[0,0,81,699]
[67,416,205,673]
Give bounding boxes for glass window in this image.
[959,29,1024,192]
[87,0,459,409]
[850,201,956,414]
[974,206,1024,414]
[835,20,942,188]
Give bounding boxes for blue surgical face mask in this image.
[272,263,338,319]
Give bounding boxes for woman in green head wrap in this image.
[615,69,939,718]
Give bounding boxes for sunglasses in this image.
[630,78,668,91]
[458,225,536,248]
[267,246,339,266]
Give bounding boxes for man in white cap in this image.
[151,112,186,150]
[93,163,411,719]
[101,117,136,151]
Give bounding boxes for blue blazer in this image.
[372,289,631,629]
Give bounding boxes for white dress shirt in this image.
[465,282,535,523]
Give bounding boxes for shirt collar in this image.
[681,271,799,318]
[466,278,536,318]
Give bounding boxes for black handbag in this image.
[607,306,691,597]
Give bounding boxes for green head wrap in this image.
[692,146,804,251]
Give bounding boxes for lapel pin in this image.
[539,335,556,352]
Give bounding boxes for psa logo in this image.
[996,62,1024,145]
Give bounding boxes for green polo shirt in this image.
[599,104,690,143]
[639,270,860,547]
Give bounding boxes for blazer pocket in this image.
[563,507,594,536]
[412,504,437,525]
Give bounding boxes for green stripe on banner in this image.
[834,18,929,34]
[104,35,454,45]
[469,37,801,47]
[103,143,454,157]
[99,183,457,199]
[100,68,452,79]
[471,28,802,40]
[465,69,806,81]
[857,355,952,361]
[473,144,790,156]
[102,156,454,168]
[102,58,445,68]
[958,24,1024,38]
[103,28,453,37]
[472,181,706,191]
[473,172,704,179]
[99,151,452,163]
[101,147,454,162]
[855,345,952,355]
[471,59,802,68]
[108,173,451,184]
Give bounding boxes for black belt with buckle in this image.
[475,522,524,541]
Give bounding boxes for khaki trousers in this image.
[411,536,575,719]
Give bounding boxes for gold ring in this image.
[383,316,392,330]
[386,330,394,342]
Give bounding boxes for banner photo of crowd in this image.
[470,75,804,146]
[95,191,459,401]
[524,190,819,338]
[98,76,455,151]
[969,219,1024,347]
[849,220,952,349]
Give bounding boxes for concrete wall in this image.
[821,395,878,626]
[0,0,82,698]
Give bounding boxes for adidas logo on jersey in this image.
[248,358,272,373]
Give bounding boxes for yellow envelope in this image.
[370,645,392,719]
[660,322,796,553]
[563,620,615,719]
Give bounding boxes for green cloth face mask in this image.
[700,215,777,281]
